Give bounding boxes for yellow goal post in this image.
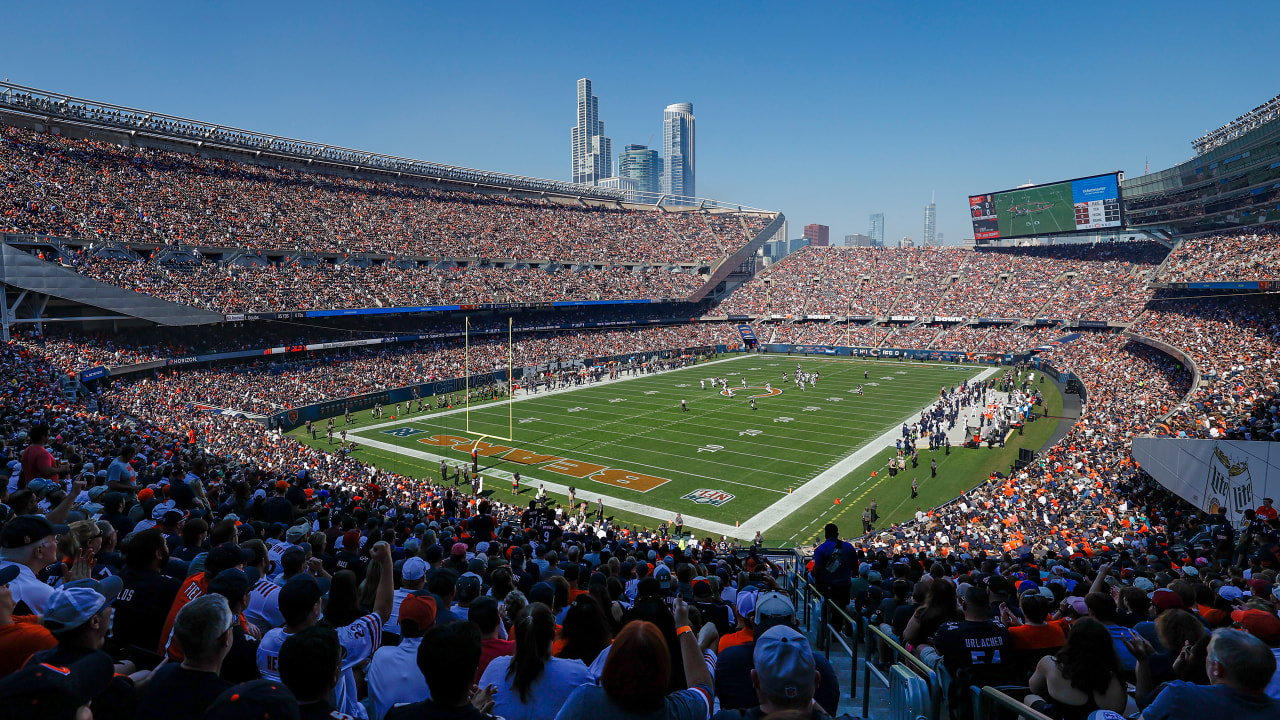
[463,315,515,447]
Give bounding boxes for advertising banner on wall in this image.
[1131,437,1280,522]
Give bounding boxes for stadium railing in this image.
[864,623,942,720]
[784,561,946,720]
[973,686,1052,720]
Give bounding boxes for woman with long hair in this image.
[902,577,961,649]
[479,602,590,720]
[1026,618,1128,719]
[555,597,716,720]
[556,595,611,665]
[323,570,363,628]
[622,595,687,693]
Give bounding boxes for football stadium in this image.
[3,21,1280,720]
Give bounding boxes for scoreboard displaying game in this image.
[969,172,1123,240]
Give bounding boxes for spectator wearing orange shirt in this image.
[718,590,757,653]
[0,564,57,678]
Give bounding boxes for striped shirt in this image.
[258,613,383,720]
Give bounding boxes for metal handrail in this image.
[785,572,858,700]
[975,686,1054,720]
[864,621,935,678]
[788,569,944,720]
[863,623,943,720]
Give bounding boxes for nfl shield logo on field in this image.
[287,410,299,425]
[682,489,735,506]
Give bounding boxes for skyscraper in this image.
[923,201,936,247]
[803,224,830,247]
[661,102,695,202]
[571,79,612,185]
[868,213,885,247]
[617,144,662,197]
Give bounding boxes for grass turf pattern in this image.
[287,354,1061,545]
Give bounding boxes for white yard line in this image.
[350,433,747,538]
[347,357,1001,539]
[735,365,1001,536]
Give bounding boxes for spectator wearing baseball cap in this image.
[386,556,428,637]
[27,576,140,720]
[0,649,115,720]
[263,481,294,526]
[0,515,69,614]
[427,568,466,626]
[1229,609,1280,700]
[692,576,732,637]
[714,592,839,717]
[712,625,821,720]
[113,530,180,657]
[719,589,757,652]
[135,594,235,720]
[335,530,367,582]
[368,593,436,720]
[205,568,262,685]
[0,563,57,678]
[203,678,301,720]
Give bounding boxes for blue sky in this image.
[3,1,1278,245]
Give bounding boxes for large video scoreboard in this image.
[969,172,1123,240]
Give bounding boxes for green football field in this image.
[290,354,1063,547]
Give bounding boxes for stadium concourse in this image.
[3,121,1280,720]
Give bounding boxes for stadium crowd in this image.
[3,279,1280,720]
[99,324,748,415]
[11,304,727,375]
[1158,227,1280,282]
[1135,295,1280,441]
[751,322,1066,355]
[0,125,770,264]
[3,118,1280,720]
[816,333,1280,719]
[720,243,1164,322]
[2,315,1277,720]
[63,252,707,312]
[3,332,870,720]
